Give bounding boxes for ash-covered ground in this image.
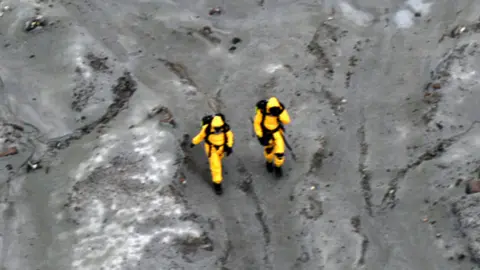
[2,0,480,269]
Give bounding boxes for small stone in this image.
[228,46,236,52]
[24,16,47,32]
[455,178,463,186]
[431,83,441,89]
[414,12,421,17]
[202,26,212,35]
[231,37,242,44]
[436,233,441,238]
[209,7,221,16]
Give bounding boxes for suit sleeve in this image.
[226,130,234,148]
[279,108,291,125]
[253,110,263,137]
[192,125,208,145]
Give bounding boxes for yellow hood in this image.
[266,97,280,112]
[211,115,224,128]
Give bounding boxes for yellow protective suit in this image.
[192,115,234,184]
[253,97,291,167]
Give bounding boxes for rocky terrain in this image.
[2,0,480,269]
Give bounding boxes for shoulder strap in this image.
[202,115,213,138]
[256,100,268,128]
[223,123,230,131]
[223,123,230,147]
[278,102,285,114]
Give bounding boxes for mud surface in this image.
[2,0,480,269]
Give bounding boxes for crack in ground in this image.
[46,71,137,150]
[235,158,272,269]
[1,72,137,164]
[357,121,373,217]
[350,215,370,266]
[307,24,334,79]
[346,50,360,88]
[358,235,370,265]
[158,58,222,113]
[157,58,198,88]
[306,136,327,176]
[321,86,345,118]
[422,43,470,124]
[380,121,480,210]
[215,239,232,269]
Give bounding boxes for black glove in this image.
[225,146,232,156]
[257,136,270,146]
[190,143,195,148]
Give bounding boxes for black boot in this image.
[274,166,283,178]
[213,183,223,195]
[266,161,273,173]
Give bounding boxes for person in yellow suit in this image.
[253,97,291,177]
[190,113,234,195]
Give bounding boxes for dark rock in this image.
[24,16,47,32]
[208,7,222,16]
[231,37,242,44]
[85,52,109,71]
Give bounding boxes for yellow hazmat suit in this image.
[191,114,234,185]
[253,97,291,170]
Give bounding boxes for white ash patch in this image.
[66,122,209,269]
